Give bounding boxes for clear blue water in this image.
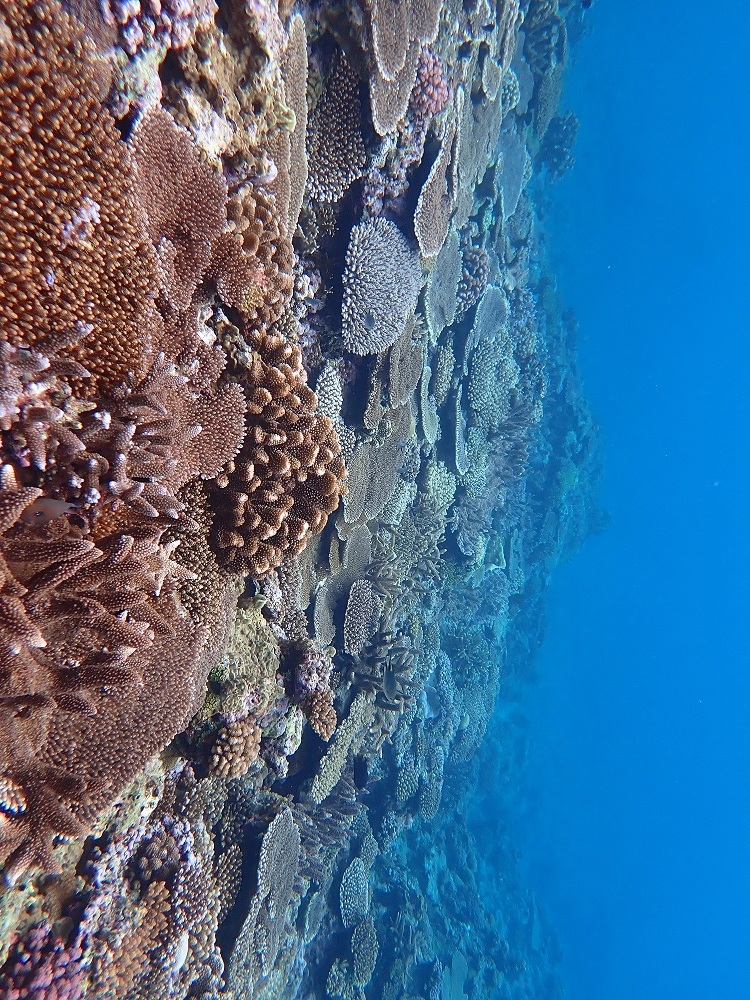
[508,3,750,998]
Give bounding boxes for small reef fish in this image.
[19,498,76,525]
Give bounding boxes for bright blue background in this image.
[519,3,750,998]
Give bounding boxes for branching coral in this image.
[307,53,367,204]
[0,0,316,880]
[342,218,422,355]
[210,327,346,577]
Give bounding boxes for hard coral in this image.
[307,688,337,742]
[414,115,458,258]
[0,0,159,392]
[455,237,489,322]
[211,327,346,577]
[210,718,262,778]
[103,0,217,58]
[307,53,368,204]
[0,0,250,881]
[367,0,443,135]
[131,106,228,313]
[0,922,83,1000]
[341,218,422,355]
[222,185,295,328]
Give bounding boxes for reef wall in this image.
[0,0,601,996]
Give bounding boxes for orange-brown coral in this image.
[0,0,253,879]
[221,185,295,328]
[0,0,159,391]
[130,106,228,313]
[209,718,262,778]
[306,688,337,742]
[0,478,211,876]
[210,328,346,577]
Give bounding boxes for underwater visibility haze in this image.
[3,0,744,998]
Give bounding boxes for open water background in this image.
[497,3,750,998]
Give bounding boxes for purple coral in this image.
[293,642,332,701]
[411,47,450,126]
[0,924,84,1000]
[103,0,216,58]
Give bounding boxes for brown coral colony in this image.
[0,0,345,876]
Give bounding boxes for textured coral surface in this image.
[0,0,602,997]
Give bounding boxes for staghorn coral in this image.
[0,0,258,882]
[341,218,422,355]
[211,327,346,577]
[0,0,602,992]
[0,0,159,392]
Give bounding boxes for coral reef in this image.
[0,0,604,997]
[341,218,423,355]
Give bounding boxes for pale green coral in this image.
[210,605,281,717]
[424,459,457,512]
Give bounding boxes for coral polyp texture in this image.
[0,0,158,391]
[210,327,346,576]
[0,0,603,996]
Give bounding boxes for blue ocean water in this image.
[500,3,750,998]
